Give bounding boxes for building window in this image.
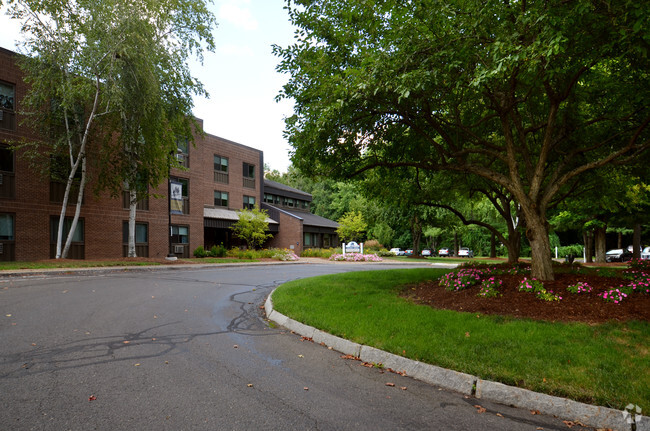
[49,154,83,203]
[122,191,149,210]
[122,221,149,257]
[243,162,255,189]
[49,216,85,259]
[264,193,275,204]
[284,198,294,208]
[171,225,189,244]
[214,155,229,184]
[214,190,229,207]
[0,81,16,131]
[0,213,14,240]
[304,232,311,246]
[0,213,15,261]
[0,144,15,199]
[176,138,189,168]
[170,177,189,214]
[243,195,256,210]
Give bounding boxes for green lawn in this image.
[271,268,649,411]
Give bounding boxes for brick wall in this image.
[0,47,268,261]
[266,211,304,255]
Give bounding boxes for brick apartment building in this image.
[0,47,338,261]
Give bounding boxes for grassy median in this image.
[271,268,649,411]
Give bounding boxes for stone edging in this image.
[265,289,648,431]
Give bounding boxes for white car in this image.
[641,246,650,260]
[390,248,405,256]
[458,247,474,258]
[421,249,432,256]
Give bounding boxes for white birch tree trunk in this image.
[128,187,137,257]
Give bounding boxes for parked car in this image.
[641,246,650,260]
[421,249,432,257]
[404,249,414,256]
[438,248,451,257]
[390,247,405,256]
[458,247,474,258]
[605,248,633,262]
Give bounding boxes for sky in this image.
[0,0,297,172]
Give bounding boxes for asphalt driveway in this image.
[0,263,593,430]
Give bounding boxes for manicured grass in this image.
[272,268,649,411]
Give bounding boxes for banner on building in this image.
[170,181,183,214]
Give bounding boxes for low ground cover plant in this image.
[272,268,649,411]
[446,261,650,305]
[329,253,382,262]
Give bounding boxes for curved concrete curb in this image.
[265,290,648,431]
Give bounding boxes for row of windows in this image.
[214,191,256,210]
[0,212,190,260]
[264,193,310,210]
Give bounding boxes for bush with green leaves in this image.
[193,246,208,258]
[300,248,338,258]
[209,244,227,257]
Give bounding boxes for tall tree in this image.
[8,0,216,258]
[276,0,650,280]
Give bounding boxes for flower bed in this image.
[328,253,383,262]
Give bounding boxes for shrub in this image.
[557,244,584,259]
[301,248,337,258]
[193,245,208,258]
[439,268,484,291]
[209,244,227,257]
[628,258,650,272]
[567,282,593,294]
[477,277,502,298]
[598,287,628,304]
[518,277,561,301]
[376,248,395,257]
[364,239,383,251]
[273,249,300,261]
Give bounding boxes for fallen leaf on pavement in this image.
[89,395,97,401]
[233,345,238,348]
[400,387,407,390]
[303,387,309,391]
[385,382,395,387]
[247,384,253,387]
[134,363,140,367]
[531,410,541,415]
[474,405,486,414]
[298,354,304,358]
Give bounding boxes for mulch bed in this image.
[403,271,650,324]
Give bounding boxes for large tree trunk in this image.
[594,226,607,263]
[633,223,641,259]
[583,230,593,263]
[453,231,459,256]
[411,214,422,257]
[523,211,554,280]
[128,188,138,257]
[505,222,521,264]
